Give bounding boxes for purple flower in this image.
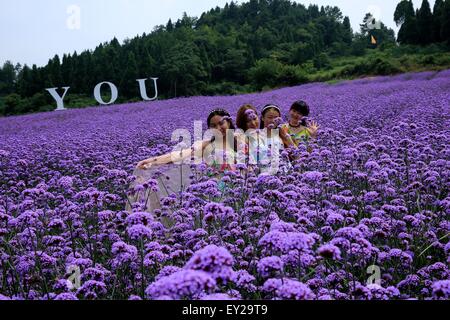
[203,202,236,222]
[365,161,380,171]
[76,280,107,299]
[200,293,236,300]
[334,227,364,241]
[366,284,400,300]
[54,293,78,300]
[444,241,450,263]
[258,231,315,254]
[326,213,344,226]
[364,191,379,203]
[111,241,137,268]
[232,270,256,292]
[155,266,182,281]
[58,176,74,189]
[378,248,413,267]
[262,278,315,300]
[185,245,234,282]
[303,171,324,183]
[145,270,216,300]
[127,224,153,241]
[81,267,109,282]
[257,256,284,278]
[318,244,341,260]
[125,212,154,226]
[432,280,450,299]
[144,251,167,267]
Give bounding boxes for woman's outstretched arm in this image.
[136,139,212,170]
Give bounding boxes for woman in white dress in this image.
[128,109,239,218]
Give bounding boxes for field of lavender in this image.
[0,70,449,300]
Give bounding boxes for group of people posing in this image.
[137,100,319,176]
[130,100,319,213]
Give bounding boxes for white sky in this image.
[0,0,435,67]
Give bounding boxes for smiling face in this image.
[289,108,304,123]
[246,114,260,130]
[209,115,231,136]
[236,105,260,131]
[262,108,281,129]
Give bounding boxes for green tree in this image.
[417,0,433,45]
[0,61,16,95]
[162,42,207,97]
[441,0,450,42]
[120,52,139,98]
[42,55,63,89]
[432,0,445,42]
[342,16,353,44]
[219,48,248,83]
[291,43,315,64]
[395,0,418,44]
[249,58,283,89]
[313,53,331,69]
[394,0,416,25]
[4,93,22,115]
[17,65,32,97]
[166,19,174,32]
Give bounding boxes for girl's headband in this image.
[261,104,281,115]
[208,108,231,118]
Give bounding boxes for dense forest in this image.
[1,0,450,116]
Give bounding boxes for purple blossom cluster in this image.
[0,70,449,300]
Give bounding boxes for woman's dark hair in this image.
[207,108,237,152]
[290,100,310,126]
[236,104,258,131]
[207,108,235,129]
[260,104,281,129]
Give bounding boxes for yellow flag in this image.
[371,35,377,45]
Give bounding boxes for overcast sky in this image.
[0,0,434,67]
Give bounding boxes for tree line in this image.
[0,0,449,116]
[395,0,450,45]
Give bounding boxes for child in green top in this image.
[281,100,319,149]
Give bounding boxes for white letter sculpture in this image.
[136,78,159,101]
[46,87,70,111]
[94,82,118,105]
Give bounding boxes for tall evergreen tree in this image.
[342,16,353,44]
[48,55,63,87]
[61,54,73,85]
[432,0,445,42]
[395,0,418,44]
[17,65,31,97]
[166,19,174,32]
[308,4,320,19]
[417,0,433,45]
[0,61,16,95]
[30,65,43,96]
[120,52,139,98]
[441,0,450,42]
[394,1,415,26]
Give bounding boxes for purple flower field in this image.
[0,70,449,300]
